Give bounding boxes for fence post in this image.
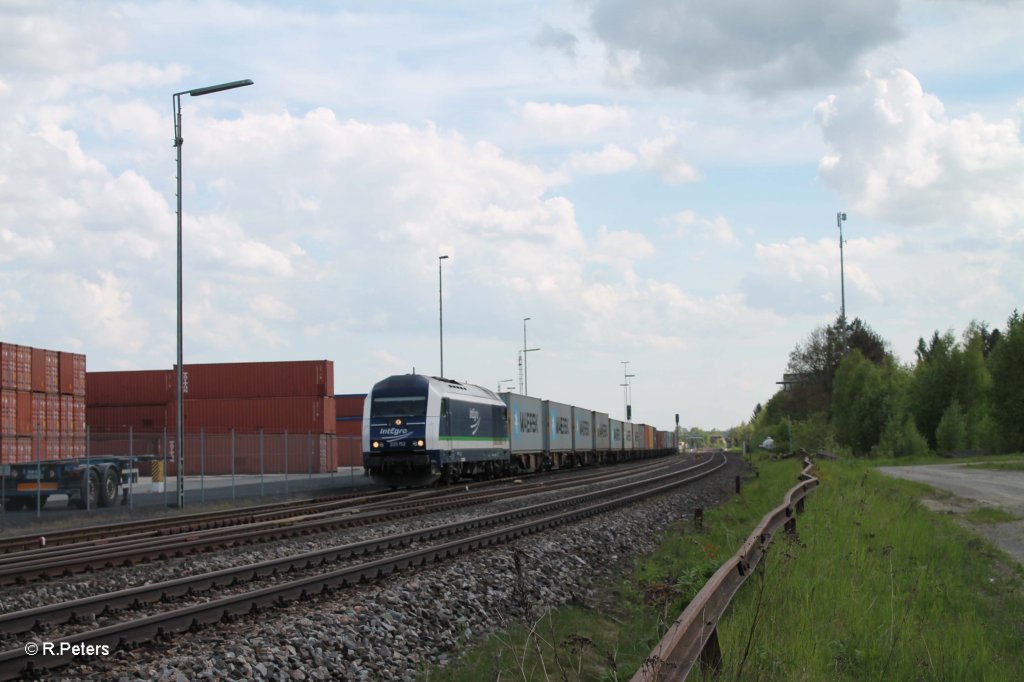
[128,426,134,512]
[200,428,205,505]
[162,427,169,508]
[307,431,312,480]
[231,428,236,502]
[284,430,289,495]
[259,429,265,498]
[35,426,41,518]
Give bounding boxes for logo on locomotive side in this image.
[469,407,481,435]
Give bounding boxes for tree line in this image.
[737,310,1024,457]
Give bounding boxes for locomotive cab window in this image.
[371,396,427,418]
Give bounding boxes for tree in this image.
[989,310,1024,452]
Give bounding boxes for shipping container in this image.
[30,348,46,392]
[571,407,594,453]
[15,346,30,392]
[609,418,623,451]
[593,411,610,451]
[335,417,362,438]
[543,400,573,453]
[500,392,544,453]
[52,351,86,395]
[86,369,174,406]
[31,393,46,433]
[623,421,634,451]
[164,432,335,476]
[45,394,60,439]
[178,360,334,399]
[0,390,15,434]
[334,393,366,419]
[169,396,336,435]
[87,404,170,432]
[15,391,31,435]
[0,344,15,390]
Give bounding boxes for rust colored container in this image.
[15,390,32,435]
[60,394,74,436]
[335,417,362,438]
[86,369,174,406]
[72,354,86,396]
[87,404,169,432]
[0,390,15,434]
[0,344,16,390]
[58,352,74,394]
[15,346,31,392]
[334,434,362,467]
[170,396,336,435]
[165,432,334,476]
[46,394,60,439]
[31,348,46,392]
[73,395,86,435]
[334,394,366,419]
[179,360,334,400]
[0,435,14,464]
[31,392,47,433]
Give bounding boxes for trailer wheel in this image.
[99,466,119,507]
[76,469,100,509]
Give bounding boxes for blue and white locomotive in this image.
[362,374,511,486]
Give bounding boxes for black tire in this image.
[99,466,119,507]
[77,468,100,509]
[3,498,26,512]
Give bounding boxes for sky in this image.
[1,0,1022,431]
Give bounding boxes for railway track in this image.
[0,458,677,585]
[0,452,727,681]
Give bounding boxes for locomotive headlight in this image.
[394,418,403,426]
[415,439,425,448]
[372,441,381,449]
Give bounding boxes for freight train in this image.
[362,374,678,487]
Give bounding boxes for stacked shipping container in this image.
[334,394,366,467]
[0,342,86,464]
[85,361,337,475]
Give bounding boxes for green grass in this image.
[964,460,1024,472]
[713,459,1024,681]
[965,506,1020,524]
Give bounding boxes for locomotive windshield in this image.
[371,396,427,418]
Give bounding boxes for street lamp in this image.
[173,78,253,510]
[522,317,540,395]
[438,255,449,378]
[837,211,848,351]
[621,361,635,421]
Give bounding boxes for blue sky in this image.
[1,0,1022,431]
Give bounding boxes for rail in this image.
[632,457,818,681]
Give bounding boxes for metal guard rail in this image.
[632,457,819,681]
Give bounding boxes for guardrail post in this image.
[699,627,723,675]
[784,517,797,536]
[694,508,704,530]
[735,475,741,494]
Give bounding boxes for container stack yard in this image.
[85,361,338,475]
[0,342,86,464]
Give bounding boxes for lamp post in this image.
[173,78,253,510]
[621,361,635,421]
[438,255,449,378]
[837,211,848,351]
[497,378,515,392]
[522,317,540,395]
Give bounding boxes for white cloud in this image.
[588,0,902,94]
[564,144,637,175]
[638,135,700,184]
[815,69,1024,236]
[671,210,740,246]
[519,101,631,138]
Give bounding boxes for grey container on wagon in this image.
[571,407,594,453]
[543,400,573,454]
[500,392,545,454]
